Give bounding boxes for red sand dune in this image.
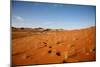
[12,26,96,66]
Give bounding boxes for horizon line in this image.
[11,25,95,30]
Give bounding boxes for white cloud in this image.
[14,16,24,22]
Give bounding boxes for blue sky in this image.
[11,1,96,29]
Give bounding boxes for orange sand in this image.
[12,26,96,65]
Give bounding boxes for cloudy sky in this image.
[11,1,96,29]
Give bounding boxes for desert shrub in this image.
[44,29,51,31]
[20,27,24,30]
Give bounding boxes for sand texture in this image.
[12,26,96,65]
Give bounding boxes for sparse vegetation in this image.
[12,26,96,65]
